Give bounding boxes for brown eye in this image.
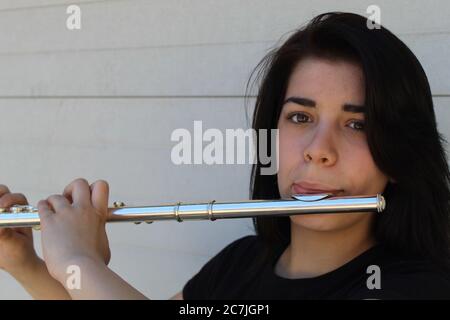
[348,121,365,131]
[288,113,311,124]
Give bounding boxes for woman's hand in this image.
[0,185,40,276]
[38,178,111,284]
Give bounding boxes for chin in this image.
[289,213,367,232]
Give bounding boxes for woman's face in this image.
[277,57,390,232]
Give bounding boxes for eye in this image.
[287,112,365,132]
[348,120,365,132]
[287,112,311,124]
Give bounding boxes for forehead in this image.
[285,57,365,103]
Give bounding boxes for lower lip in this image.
[292,185,342,195]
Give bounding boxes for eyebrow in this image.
[284,96,366,114]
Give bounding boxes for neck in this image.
[275,216,376,279]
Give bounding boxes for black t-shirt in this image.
[182,235,450,299]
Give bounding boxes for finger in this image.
[0,228,11,238]
[15,227,33,239]
[90,180,109,218]
[46,194,71,213]
[0,193,28,208]
[0,184,10,198]
[63,178,92,208]
[0,192,29,238]
[37,200,54,227]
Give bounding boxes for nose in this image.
[303,125,338,166]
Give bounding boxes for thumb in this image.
[37,200,54,229]
[90,180,109,220]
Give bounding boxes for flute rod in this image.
[0,193,385,228]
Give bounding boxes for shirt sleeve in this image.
[182,235,256,300]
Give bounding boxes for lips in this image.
[292,181,343,195]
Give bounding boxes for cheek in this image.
[278,123,305,160]
[277,128,301,194]
[279,131,299,166]
[340,147,388,195]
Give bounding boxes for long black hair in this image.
[248,12,450,268]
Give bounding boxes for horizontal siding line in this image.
[0,0,125,13]
[0,95,449,99]
[0,40,276,57]
[0,2,449,39]
[0,2,450,40]
[0,30,450,57]
[398,30,450,37]
[0,95,257,99]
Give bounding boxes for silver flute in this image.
[0,193,385,228]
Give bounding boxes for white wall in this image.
[0,0,448,299]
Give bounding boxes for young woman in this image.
[1,12,449,299]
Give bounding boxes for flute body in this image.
[0,193,385,228]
